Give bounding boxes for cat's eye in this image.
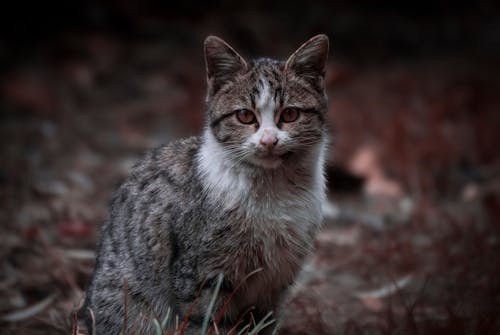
[280,108,300,123]
[236,109,257,124]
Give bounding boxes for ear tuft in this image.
[204,36,247,92]
[285,34,329,79]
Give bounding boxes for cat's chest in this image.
[210,195,321,299]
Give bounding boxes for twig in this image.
[71,309,78,335]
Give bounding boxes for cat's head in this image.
[203,35,329,169]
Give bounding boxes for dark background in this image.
[1,1,499,334]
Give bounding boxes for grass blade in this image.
[161,307,171,330]
[247,312,275,335]
[152,318,162,335]
[235,324,251,335]
[88,307,96,335]
[201,273,224,335]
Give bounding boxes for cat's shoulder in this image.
[129,136,202,188]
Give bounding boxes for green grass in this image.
[82,273,278,335]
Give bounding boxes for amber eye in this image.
[236,109,256,124]
[280,108,300,123]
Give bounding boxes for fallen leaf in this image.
[355,275,412,299]
[365,174,404,198]
[316,226,361,246]
[349,146,381,179]
[63,249,96,261]
[0,294,57,322]
[360,295,384,312]
[58,221,93,237]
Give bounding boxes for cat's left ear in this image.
[285,34,329,79]
[204,36,248,93]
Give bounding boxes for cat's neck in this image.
[196,129,327,208]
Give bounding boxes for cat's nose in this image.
[260,129,278,149]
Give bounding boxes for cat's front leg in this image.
[257,283,296,335]
[174,280,236,335]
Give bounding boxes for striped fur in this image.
[83,35,330,335]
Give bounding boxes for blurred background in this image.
[1,1,499,334]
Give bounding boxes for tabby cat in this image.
[83,34,330,334]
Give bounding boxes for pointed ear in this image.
[204,36,247,92]
[285,34,329,80]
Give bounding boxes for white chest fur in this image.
[197,129,326,304]
[197,129,326,210]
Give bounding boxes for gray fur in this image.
[83,35,330,334]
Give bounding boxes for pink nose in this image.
[260,129,278,149]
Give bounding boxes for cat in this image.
[82,34,330,334]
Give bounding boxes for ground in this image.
[1,10,499,334]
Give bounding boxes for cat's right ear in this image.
[204,36,247,93]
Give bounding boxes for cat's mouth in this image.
[248,151,293,169]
